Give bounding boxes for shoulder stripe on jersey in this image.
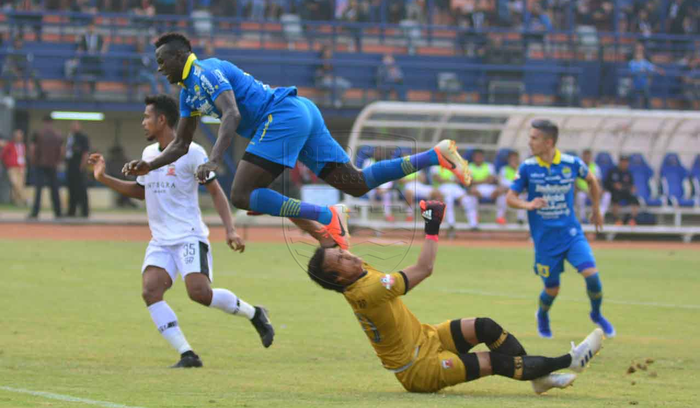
[561,154,576,163]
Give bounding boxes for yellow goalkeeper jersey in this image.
[343,263,422,370]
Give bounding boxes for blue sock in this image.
[362,150,439,189]
[538,290,555,315]
[585,273,603,315]
[249,189,333,225]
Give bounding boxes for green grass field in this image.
[2,239,699,407]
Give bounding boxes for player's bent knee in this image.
[142,286,166,306]
[545,286,560,297]
[186,284,213,305]
[230,191,251,210]
[580,267,597,277]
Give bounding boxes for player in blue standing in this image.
[123,32,471,250]
[506,119,615,339]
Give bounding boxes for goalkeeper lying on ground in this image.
[306,200,604,394]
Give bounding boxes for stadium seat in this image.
[691,155,700,201]
[660,153,696,207]
[494,148,513,172]
[628,153,663,206]
[595,152,614,181]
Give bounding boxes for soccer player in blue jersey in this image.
[506,119,615,339]
[123,32,471,250]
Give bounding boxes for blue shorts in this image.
[533,236,596,288]
[245,96,350,175]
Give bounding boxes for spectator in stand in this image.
[1,35,45,98]
[591,1,614,32]
[341,0,368,51]
[628,43,664,109]
[632,9,653,42]
[0,129,28,206]
[524,2,552,56]
[376,54,405,101]
[66,21,109,97]
[315,45,351,108]
[405,0,426,24]
[604,155,639,226]
[65,121,90,218]
[131,37,170,99]
[681,55,700,110]
[29,115,64,219]
[387,0,405,24]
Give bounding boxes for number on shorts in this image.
[536,263,550,278]
[182,243,196,258]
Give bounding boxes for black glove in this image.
[420,200,446,236]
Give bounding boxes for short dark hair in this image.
[307,247,345,293]
[583,149,592,155]
[154,32,192,52]
[473,149,485,156]
[145,94,179,128]
[507,150,519,159]
[531,119,559,144]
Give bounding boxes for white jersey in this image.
[136,142,211,245]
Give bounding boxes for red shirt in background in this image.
[1,141,26,168]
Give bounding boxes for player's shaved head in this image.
[307,247,345,293]
[145,94,179,128]
[154,32,192,53]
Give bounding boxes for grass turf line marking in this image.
[0,386,147,408]
[436,288,700,310]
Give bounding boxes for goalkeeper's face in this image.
[323,247,364,285]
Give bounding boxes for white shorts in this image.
[473,184,498,198]
[404,182,434,199]
[438,183,467,200]
[142,238,214,282]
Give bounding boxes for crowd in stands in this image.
[0,1,698,109]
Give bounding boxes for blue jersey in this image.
[178,53,297,139]
[510,150,589,253]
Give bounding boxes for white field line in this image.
[0,386,147,408]
[436,288,700,310]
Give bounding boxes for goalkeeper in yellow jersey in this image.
[306,200,604,394]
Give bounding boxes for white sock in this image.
[444,194,456,225]
[210,288,255,319]
[496,195,507,218]
[148,301,192,355]
[382,191,393,217]
[462,196,479,227]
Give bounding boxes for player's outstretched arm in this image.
[88,153,145,200]
[206,179,245,253]
[196,90,241,183]
[401,200,445,292]
[152,116,198,170]
[585,172,603,232]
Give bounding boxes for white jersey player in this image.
[88,95,274,368]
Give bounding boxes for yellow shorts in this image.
[395,321,469,393]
